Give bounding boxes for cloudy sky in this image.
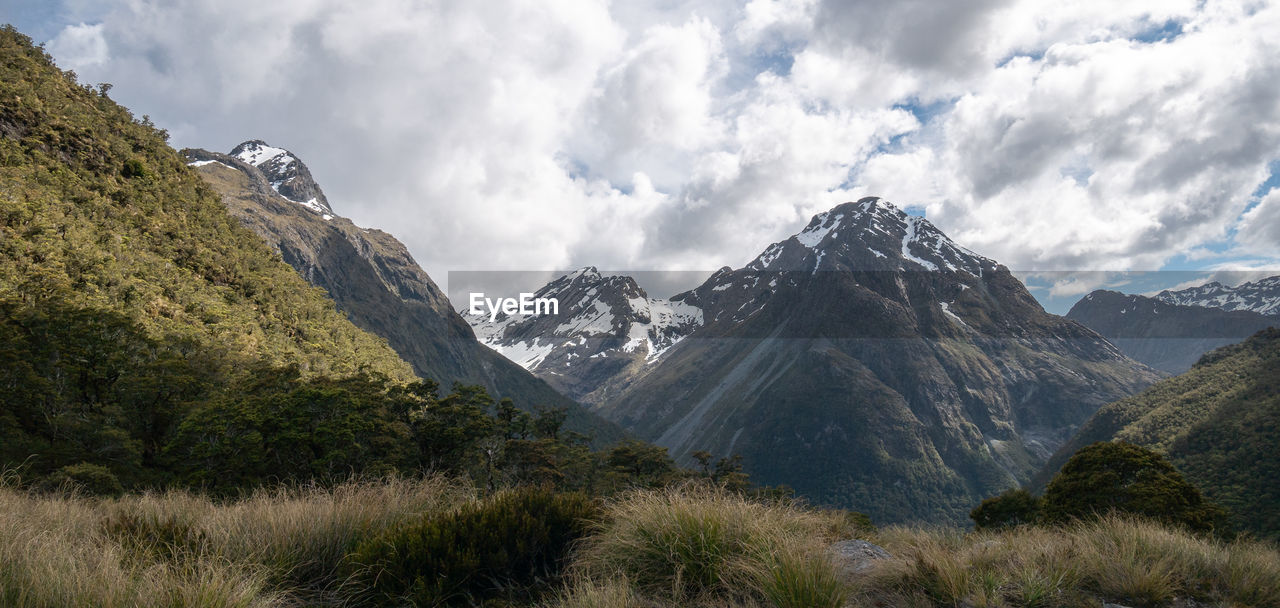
[7,0,1280,311]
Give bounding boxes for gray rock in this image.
[829,539,891,575]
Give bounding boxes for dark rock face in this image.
[1067,290,1278,374]
[181,144,624,444]
[470,197,1160,524]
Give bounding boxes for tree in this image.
[1041,441,1229,534]
[604,440,679,489]
[407,383,495,474]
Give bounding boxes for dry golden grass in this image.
[560,488,1280,608]
[4,478,1278,608]
[569,484,850,607]
[857,515,1280,608]
[0,475,470,607]
[0,488,277,607]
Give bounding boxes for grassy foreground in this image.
[1,478,1277,608]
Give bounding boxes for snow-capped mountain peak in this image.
[228,140,333,216]
[232,140,291,167]
[746,197,997,277]
[463,268,703,397]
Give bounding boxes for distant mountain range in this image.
[1067,289,1277,374]
[1156,276,1280,316]
[466,197,1160,523]
[182,143,625,443]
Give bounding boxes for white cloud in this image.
[46,22,108,68]
[1236,188,1280,257]
[30,0,1280,296]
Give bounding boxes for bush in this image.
[40,463,124,497]
[971,488,1042,530]
[1042,442,1228,535]
[120,158,148,178]
[346,487,599,606]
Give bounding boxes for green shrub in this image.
[120,158,148,178]
[971,487,1042,530]
[346,487,599,606]
[40,463,124,498]
[1042,441,1228,535]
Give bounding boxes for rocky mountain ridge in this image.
[464,267,702,403]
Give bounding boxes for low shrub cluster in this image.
[347,487,600,607]
[972,441,1230,536]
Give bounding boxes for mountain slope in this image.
[1156,276,1280,315]
[0,26,423,482]
[182,144,624,443]
[472,198,1160,524]
[1035,328,1280,539]
[1067,290,1277,373]
[0,27,414,383]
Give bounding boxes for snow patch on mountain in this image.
[901,216,939,271]
[1156,276,1280,316]
[796,212,842,248]
[495,338,556,369]
[234,142,290,167]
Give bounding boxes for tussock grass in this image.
[0,489,277,607]
[544,578,647,608]
[570,484,849,606]
[858,514,1280,608]
[740,544,846,608]
[0,475,469,607]
[6,479,1280,608]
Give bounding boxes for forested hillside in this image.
[1036,328,1280,539]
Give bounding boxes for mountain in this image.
[1156,276,1280,315]
[181,143,624,443]
[469,197,1160,523]
[0,26,420,483]
[0,27,417,384]
[464,267,701,404]
[1067,290,1277,374]
[1035,328,1280,539]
